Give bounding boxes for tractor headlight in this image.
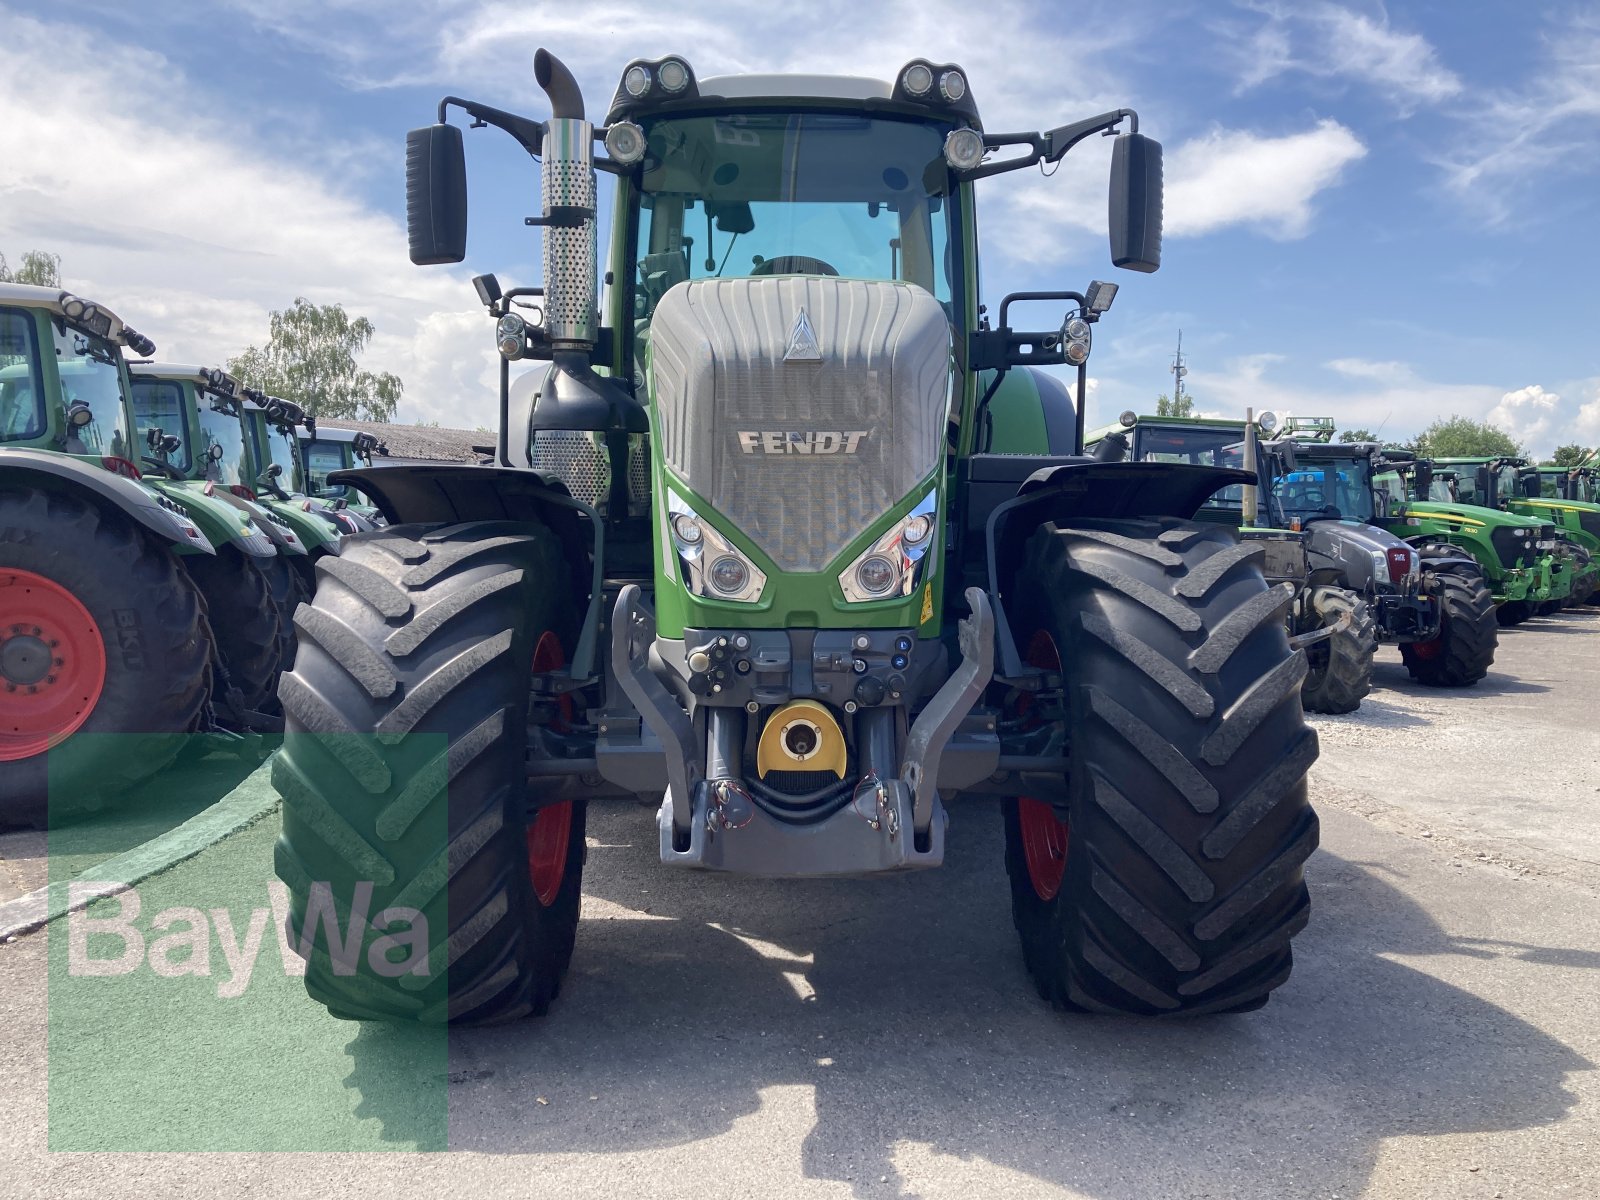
[901,63,933,96]
[623,64,651,97]
[943,128,985,171]
[605,121,647,165]
[1258,410,1280,433]
[839,488,938,603]
[939,70,967,102]
[667,492,766,603]
[1063,317,1092,365]
[657,58,690,92]
[496,313,526,359]
[1119,410,1138,428]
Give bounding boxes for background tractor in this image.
[298,425,387,525]
[273,50,1320,1023]
[239,392,376,546]
[0,284,215,824]
[1374,459,1565,626]
[1433,455,1599,608]
[1087,412,1381,712]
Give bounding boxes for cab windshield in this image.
[1270,458,1374,522]
[630,113,956,368]
[302,439,347,496]
[1497,464,1524,504]
[53,321,132,459]
[197,395,249,486]
[1133,425,1248,513]
[0,307,44,441]
[130,380,193,474]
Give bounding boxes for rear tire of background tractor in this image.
[1496,600,1532,627]
[1003,518,1318,1016]
[1298,586,1375,715]
[1400,569,1497,687]
[183,549,284,720]
[272,521,584,1025]
[259,554,312,718]
[0,487,211,828]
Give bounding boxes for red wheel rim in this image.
[0,570,107,762]
[1017,630,1069,901]
[527,630,573,906]
[1410,635,1444,660]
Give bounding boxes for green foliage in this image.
[229,297,403,422]
[1338,428,1376,443]
[1547,443,1591,468]
[1154,392,1194,417]
[0,249,63,287]
[1408,415,1522,459]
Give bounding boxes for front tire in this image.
[1003,519,1318,1015]
[1298,586,1374,715]
[183,548,284,719]
[1497,599,1532,626]
[0,487,211,826]
[1401,569,1496,687]
[272,522,584,1025]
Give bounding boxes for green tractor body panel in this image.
[237,405,351,553]
[1422,456,1579,602]
[1373,481,1556,604]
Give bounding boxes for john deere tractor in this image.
[273,50,1320,1022]
[1435,455,1599,608]
[1376,458,1565,625]
[0,284,216,824]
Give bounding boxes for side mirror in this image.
[1521,471,1540,498]
[1414,462,1434,499]
[267,463,284,478]
[713,201,755,234]
[405,124,468,265]
[1108,132,1163,273]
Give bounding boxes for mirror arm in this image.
[439,96,545,157]
[1042,108,1137,163]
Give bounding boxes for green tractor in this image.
[1433,455,1599,608]
[1373,458,1564,626]
[239,392,377,547]
[273,50,1320,1022]
[1539,455,1597,505]
[0,283,217,824]
[298,425,388,526]
[1087,412,1382,712]
[130,362,318,711]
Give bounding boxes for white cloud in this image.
[1231,2,1462,109]
[0,14,496,427]
[1165,120,1367,238]
[1486,384,1562,454]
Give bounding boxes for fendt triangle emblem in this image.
[784,307,822,362]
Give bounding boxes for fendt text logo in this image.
[737,431,869,455]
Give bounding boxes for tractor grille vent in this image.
[1490,527,1533,570]
[1580,511,1600,541]
[529,430,650,513]
[648,277,951,573]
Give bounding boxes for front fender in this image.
[0,448,215,554]
[146,479,276,557]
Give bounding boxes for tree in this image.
[1408,415,1522,459]
[0,250,63,287]
[228,298,403,422]
[1547,443,1591,468]
[1155,392,1194,417]
[1339,428,1377,443]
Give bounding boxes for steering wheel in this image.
[750,255,839,277]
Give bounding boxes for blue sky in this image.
[4,1,1598,452]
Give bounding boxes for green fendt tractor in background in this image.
[131,362,314,711]
[0,284,215,825]
[1434,455,1599,608]
[1375,458,1565,626]
[239,393,376,543]
[298,424,387,525]
[1086,411,1381,712]
[274,49,1321,1023]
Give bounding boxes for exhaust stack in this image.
[534,49,598,350]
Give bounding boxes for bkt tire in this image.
[1298,586,1375,715]
[1003,519,1318,1015]
[1496,599,1532,626]
[0,487,210,827]
[272,522,584,1025]
[258,553,312,719]
[183,547,284,719]
[1400,569,1497,687]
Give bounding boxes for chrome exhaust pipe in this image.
[534,48,598,351]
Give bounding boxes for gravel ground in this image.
[1,607,1595,1198]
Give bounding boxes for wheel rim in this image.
[526,630,573,906]
[1017,630,1069,901]
[0,570,107,762]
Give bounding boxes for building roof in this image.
[316,418,486,463]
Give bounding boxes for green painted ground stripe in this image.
[0,763,279,940]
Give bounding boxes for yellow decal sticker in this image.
[920,581,934,626]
